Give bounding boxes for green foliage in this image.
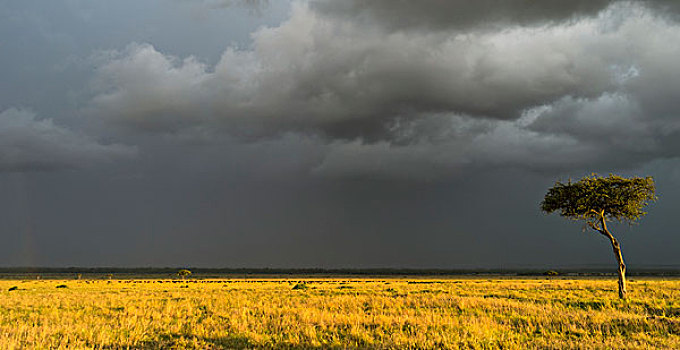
[292,283,308,290]
[177,269,192,278]
[541,174,656,225]
[56,284,68,289]
[8,286,18,291]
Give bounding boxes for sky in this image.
[1,0,680,269]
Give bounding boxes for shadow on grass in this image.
[133,334,252,349]
[563,300,608,310]
[102,333,340,349]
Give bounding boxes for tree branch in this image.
[585,210,612,239]
[599,210,612,237]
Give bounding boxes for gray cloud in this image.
[313,113,597,179]
[91,43,212,132]
[197,0,269,10]
[312,1,680,32]
[89,1,680,177]
[173,0,272,20]
[311,0,614,32]
[3,1,680,269]
[92,3,616,125]
[0,108,136,172]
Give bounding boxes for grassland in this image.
[1,276,680,349]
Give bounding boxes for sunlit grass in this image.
[1,277,679,349]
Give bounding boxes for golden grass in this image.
[1,277,680,349]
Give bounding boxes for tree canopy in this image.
[541,174,656,226]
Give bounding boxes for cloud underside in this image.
[91,1,680,177]
[312,0,615,32]
[0,108,135,172]
[312,0,680,32]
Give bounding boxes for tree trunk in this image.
[610,236,627,299]
[595,213,627,299]
[608,236,627,299]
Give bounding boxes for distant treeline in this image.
[1,267,680,276]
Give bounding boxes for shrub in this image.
[177,269,192,280]
[292,283,308,290]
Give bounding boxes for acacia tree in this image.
[177,269,192,280]
[541,174,656,299]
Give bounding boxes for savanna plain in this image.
[1,276,680,349]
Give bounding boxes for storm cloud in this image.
[311,1,680,32]
[311,0,614,32]
[0,108,135,172]
[2,1,680,268]
[90,1,680,176]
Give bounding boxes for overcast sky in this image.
[1,0,680,269]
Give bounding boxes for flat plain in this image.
[1,276,680,349]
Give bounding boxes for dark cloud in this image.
[2,1,680,269]
[199,0,269,11]
[0,108,136,172]
[312,1,680,32]
[91,9,615,128]
[311,0,614,32]
[89,2,680,177]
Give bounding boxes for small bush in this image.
[8,286,18,291]
[292,283,308,290]
[544,270,560,276]
[56,284,68,289]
